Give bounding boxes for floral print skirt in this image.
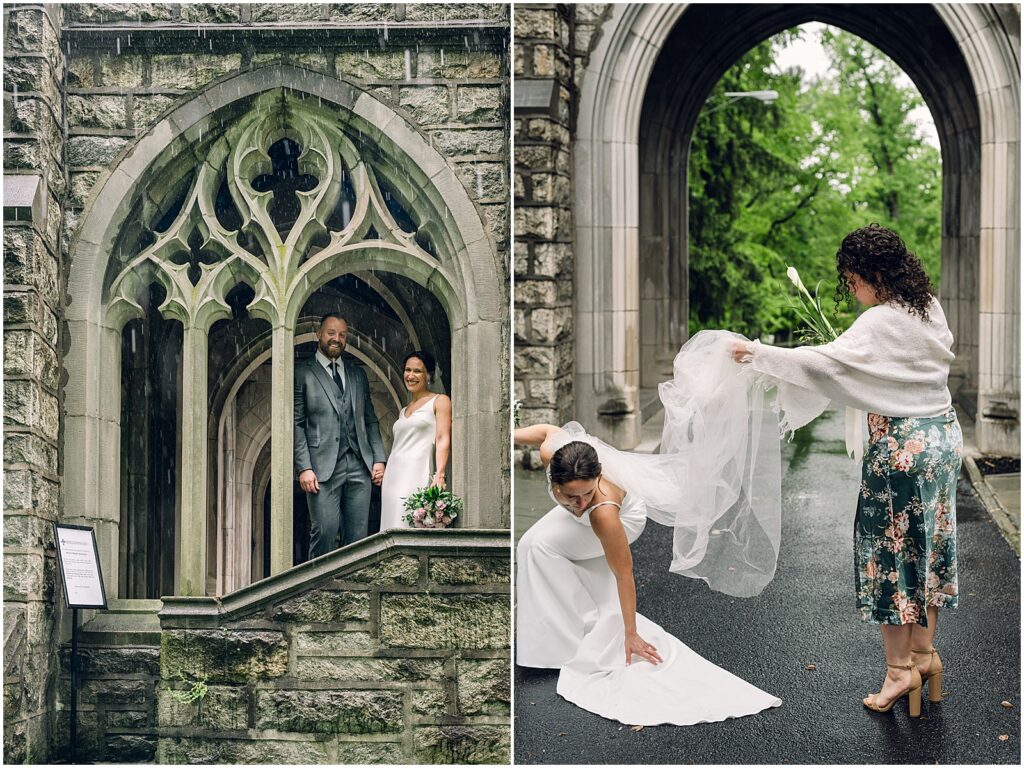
[854,408,962,626]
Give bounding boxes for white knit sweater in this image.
[750,297,954,424]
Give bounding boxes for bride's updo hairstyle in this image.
[834,223,935,320]
[549,441,601,485]
[403,350,436,382]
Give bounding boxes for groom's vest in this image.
[334,367,361,462]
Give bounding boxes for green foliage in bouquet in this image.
[403,484,463,529]
[785,265,839,345]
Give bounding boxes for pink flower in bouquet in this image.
[441,515,452,526]
[437,500,447,511]
[434,507,444,519]
[423,516,435,528]
[413,508,426,522]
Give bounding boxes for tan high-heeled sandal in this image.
[863,662,923,717]
[913,647,944,702]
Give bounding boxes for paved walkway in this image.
[513,409,1020,764]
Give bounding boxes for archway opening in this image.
[633,4,979,439]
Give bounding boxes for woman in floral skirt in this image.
[733,224,961,718]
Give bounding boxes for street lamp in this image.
[703,89,779,115]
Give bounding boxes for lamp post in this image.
[703,89,779,115]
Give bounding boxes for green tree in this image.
[687,26,942,341]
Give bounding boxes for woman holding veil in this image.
[514,329,786,725]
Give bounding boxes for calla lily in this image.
[786,265,804,290]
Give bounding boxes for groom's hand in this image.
[298,469,319,494]
[371,462,385,486]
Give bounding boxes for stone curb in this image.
[962,455,1020,556]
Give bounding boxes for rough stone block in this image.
[482,203,509,246]
[132,94,177,129]
[530,306,572,342]
[412,687,449,716]
[105,735,157,764]
[179,4,243,23]
[294,656,444,683]
[406,3,505,21]
[456,86,503,124]
[4,432,57,470]
[77,646,160,676]
[251,3,323,22]
[105,710,149,729]
[2,515,55,549]
[399,86,450,125]
[413,725,510,764]
[80,678,147,705]
[335,741,406,764]
[69,171,102,208]
[418,50,501,79]
[379,595,509,649]
[3,57,45,94]
[4,469,33,511]
[327,4,397,22]
[335,51,405,80]
[272,588,369,623]
[430,129,504,157]
[514,8,557,39]
[533,242,573,278]
[67,56,95,87]
[99,54,143,88]
[161,630,288,683]
[344,554,420,585]
[157,685,247,730]
[293,53,329,73]
[428,556,510,585]
[66,4,174,23]
[516,144,553,171]
[293,630,377,654]
[4,139,41,169]
[255,689,403,734]
[533,45,556,77]
[68,95,127,129]
[68,136,128,167]
[4,9,44,52]
[514,278,558,306]
[456,658,509,715]
[4,380,37,428]
[457,162,505,200]
[159,737,331,765]
[150,54,241,90]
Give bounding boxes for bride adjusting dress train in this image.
[516,482,782,726]
[517,332,791,724]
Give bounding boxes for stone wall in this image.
[3,4,67,763]
[513,4,610,466]
[156,531,509,765]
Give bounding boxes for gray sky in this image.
[773,22,940,149]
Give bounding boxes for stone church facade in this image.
[515,3,1020,458]
[4,3,510,763]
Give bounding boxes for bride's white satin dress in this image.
[516,487,782,725]
[380,395,437,530]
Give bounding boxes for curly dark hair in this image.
[833,224,935,319]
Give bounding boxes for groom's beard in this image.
[319,339,344,359]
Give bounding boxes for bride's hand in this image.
[430,472,446,490]
[730,340,754,364]
[625,631,662,666]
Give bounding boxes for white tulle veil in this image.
[557,330,810,598]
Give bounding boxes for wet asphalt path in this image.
[513,410,1021,764]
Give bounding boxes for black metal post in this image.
[70,607,79,762]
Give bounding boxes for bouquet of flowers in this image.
[785,265,838,345]
[403,484,463,529]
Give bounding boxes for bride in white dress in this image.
[380,350,452,530]
[514,332,788,725]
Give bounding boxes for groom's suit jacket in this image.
[294,354,386,483]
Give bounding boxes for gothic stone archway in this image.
[574,4,1019,454]
[65,66,506,598]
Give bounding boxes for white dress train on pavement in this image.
[516,484,782,725]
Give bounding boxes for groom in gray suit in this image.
[294,313,386,558]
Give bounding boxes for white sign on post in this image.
[54,524,107,609]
